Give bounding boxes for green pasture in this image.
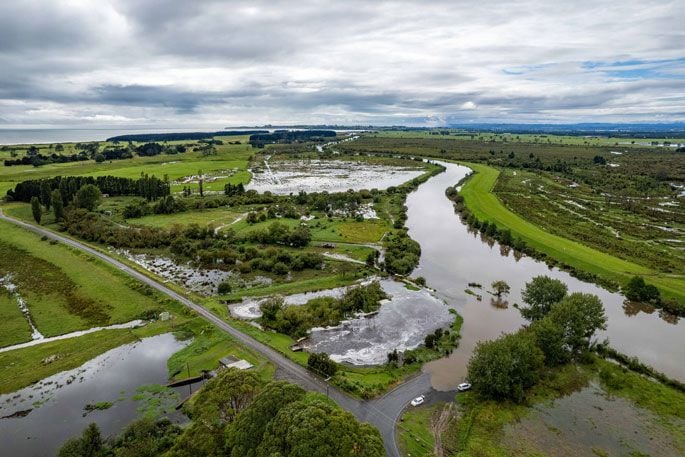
[458,162,685,302]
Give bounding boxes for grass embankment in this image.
[458,162,685,303]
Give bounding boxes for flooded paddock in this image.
[502,383,684,456]
[0,333,191,457]
[303,280,453,365]
[246,159,425,194]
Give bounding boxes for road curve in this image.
[0,210,446,457]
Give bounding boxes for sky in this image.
[0,0,683,128]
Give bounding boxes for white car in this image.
[457,382,472,392]
[410,395,425,406]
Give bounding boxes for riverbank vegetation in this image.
[338,133,685,310]
[58,369,384,457]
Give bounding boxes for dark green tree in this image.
[307,352,337,377]
[226,381,306,457]
[39,180,52,210]
[467,331,544,402]
[255,397,384,457]
[51,189,64,221]
[74,184,102,211]
[548,292,607,355]
[30,196,41,224]
[520,275,568,321]
[528,318,568,366]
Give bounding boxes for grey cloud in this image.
[0,0,683,126]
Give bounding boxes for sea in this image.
[0,128,262,145]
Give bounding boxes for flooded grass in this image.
[446,359,685,457]
[247,158,424,194]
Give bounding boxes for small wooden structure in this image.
[219,356,253,370]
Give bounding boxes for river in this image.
[405,162,684,390]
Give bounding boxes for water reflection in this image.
[0,333,190,457]
[403,162,685,389]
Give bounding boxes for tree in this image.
[51,189,64,221]
[491,280,510,297]
[30,196,41,224]
[307,352,337,377]
[74,184,102,211]
[198,169,204,197]
[289,225,312,247]
[528,318,569,366]
[256,397,384,457]
[424,333,436,349]
[624,276,661,304]
[520,275,568,321]
[58,423,104,457]
[94,153,105,163]
[225,381,306,457]
[467,331,544,402]
[548,292,607,355]
[39,180,52,210]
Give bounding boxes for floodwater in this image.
[0,333,191,457]
[303,280,453,365]
[246,159,424,195]
[502,383,684,456]
[404,162,685,390]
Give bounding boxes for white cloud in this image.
[0,0,683,127]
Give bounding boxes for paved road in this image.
[0,210,450,457]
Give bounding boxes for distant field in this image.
[458,162,685,302]
[375,130,685,147]
[0,136,254,198]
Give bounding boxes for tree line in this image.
[58,369,383,457]
[7,174,170,203]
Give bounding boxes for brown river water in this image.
[406,162,684,390]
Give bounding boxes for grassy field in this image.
[0,292,32,347]
[458,162,685,302]
[375,130,685,147]
[398,403,440,457]
[0,219,166,343]
[0,136,254,198]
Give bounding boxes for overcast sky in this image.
[0,0,683,128]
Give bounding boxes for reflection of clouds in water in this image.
[304,280,453,365]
